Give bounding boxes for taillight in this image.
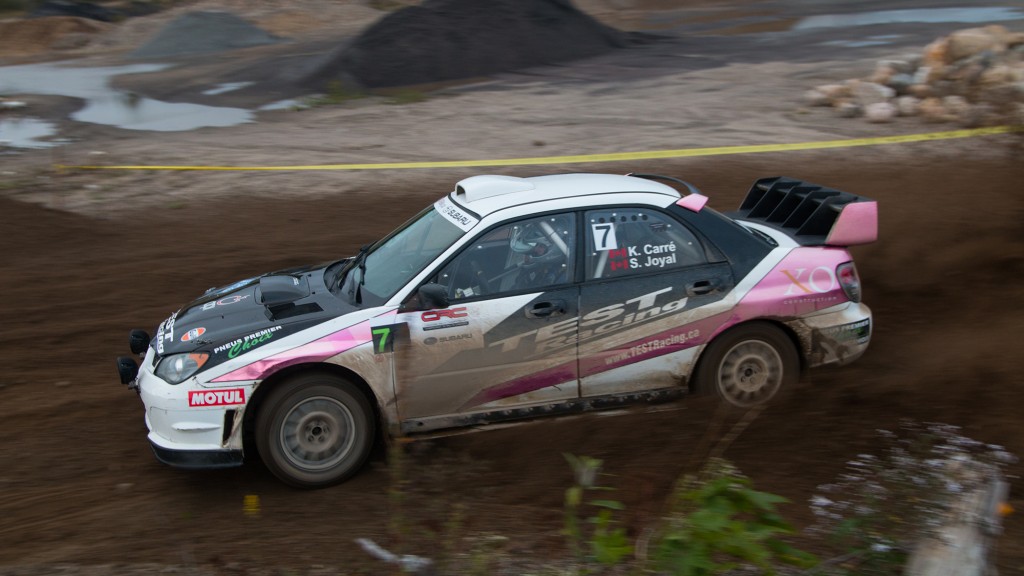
[837,262,861,303]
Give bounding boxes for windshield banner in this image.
[434,196,479,232]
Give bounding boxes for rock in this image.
[835,100,862,118]
[814,83,850,101]
[943,95,971,118]
[912,65,944,85]
[909,83,933,98]
[887,73,915,95]
[865,102,896,123]
[919,98,952,122]
[946,26,1007,63]
[978,64,1016,88]
[879,58,917,74]
[923,38,949,67]
[849,80,895,106]
[870,63,896,85]
[896,96,920,116]
[804,89,831,107]
[959,103,995,127]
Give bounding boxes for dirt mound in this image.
[0,16,110,57]
[129,10,280,60]
[306,0,640,89]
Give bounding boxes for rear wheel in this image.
[255,373,375,488]
[695,323,799,408]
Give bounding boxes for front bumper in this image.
[150,441,243,469]
[129,349,255,469]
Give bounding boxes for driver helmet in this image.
[510,221,564,266]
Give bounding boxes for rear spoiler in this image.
[730,177,877,246]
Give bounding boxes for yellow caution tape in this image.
[60,125,1018,172]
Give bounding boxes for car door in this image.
[391,212,581,432]
[577,206,735,397]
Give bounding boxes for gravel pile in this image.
[805,25,1024,126]
[305,0,644,89]
[130,11,280,59]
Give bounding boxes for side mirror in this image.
[418,283,450,310]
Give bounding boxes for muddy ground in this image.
[1,150,1023,574]
[1,0,1024,574]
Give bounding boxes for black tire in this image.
[694,323,799,408]
[255,373,375,489]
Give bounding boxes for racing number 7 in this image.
[592,223,617,251]
[371,326,394,354]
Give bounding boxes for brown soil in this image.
[2,0,1024,573]
[1,150,1022,573]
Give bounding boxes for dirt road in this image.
[1,147,1022,573]
[2,0,1023,573]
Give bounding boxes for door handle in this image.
[526,300,567,318]
[686,279,719,296]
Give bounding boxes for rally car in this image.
[117,172,876,488]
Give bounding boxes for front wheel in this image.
[695,323,799,408]
[255,373,375,488]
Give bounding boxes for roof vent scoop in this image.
[455,175,535,203]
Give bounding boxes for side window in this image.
[436,213,575,300]
[585,208,706,280]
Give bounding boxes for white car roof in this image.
[449,173,682,217]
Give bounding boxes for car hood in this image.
[152,263,353,361]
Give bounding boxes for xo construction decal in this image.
[188,388,246,407]
[781,266,840,305]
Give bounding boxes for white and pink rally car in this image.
[117,173,876,488]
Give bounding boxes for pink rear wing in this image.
[731,176,877,247]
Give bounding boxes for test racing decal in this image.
[155,311,178,354]
[188,388,246,407]
[487,287,691,355]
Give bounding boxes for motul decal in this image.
[180,327,206,342]
[188,388,246,407]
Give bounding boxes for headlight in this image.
[155,353,210,384]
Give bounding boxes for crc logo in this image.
[782,267,837,295]
[421,307,468,322]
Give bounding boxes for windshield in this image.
[340,204,467,306]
